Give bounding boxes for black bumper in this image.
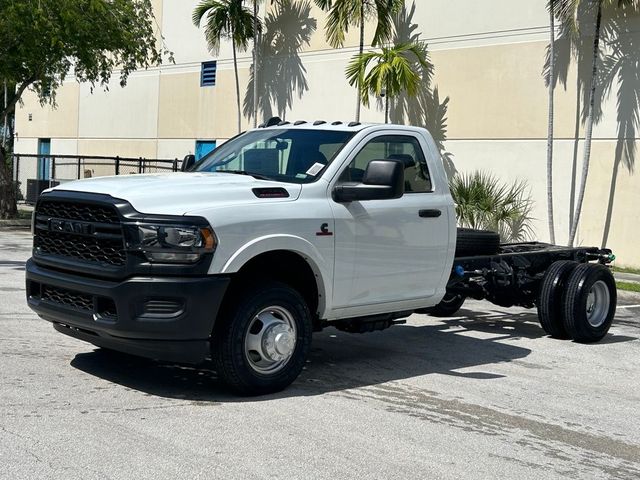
[26,259,230,364]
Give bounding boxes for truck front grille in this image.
[34,199,127,268]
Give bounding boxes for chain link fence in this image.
[11,154,183,204]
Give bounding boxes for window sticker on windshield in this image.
[305,162,325,176]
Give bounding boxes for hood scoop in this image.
[252,187,290,199]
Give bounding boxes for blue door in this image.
[195,140,216,161]
[37,139,51,180]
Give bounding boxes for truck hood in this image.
[50,172,302,215]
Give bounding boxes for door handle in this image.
[419,209,442,218]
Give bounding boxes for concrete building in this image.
[14,0,640,267]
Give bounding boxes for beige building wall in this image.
[13,0,639,267]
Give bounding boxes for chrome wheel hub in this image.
[262,323,295,362]
[586,280,610,328]
[245,306,297,374]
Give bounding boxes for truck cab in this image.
[26,122,456,394]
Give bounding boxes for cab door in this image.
[329,133,453,317]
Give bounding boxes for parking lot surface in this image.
[1,229,639,479]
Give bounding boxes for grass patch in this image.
[613,265,640,275]
[616,281,640,293]
[17,210,32,220]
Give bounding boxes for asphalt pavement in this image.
[1,229,639,479]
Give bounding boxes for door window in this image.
[339,135,432,192]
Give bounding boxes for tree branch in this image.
[1,76,36,120]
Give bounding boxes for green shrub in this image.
[450,171,534,243]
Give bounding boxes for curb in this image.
[617,289,640,303]
[0,219,31,229]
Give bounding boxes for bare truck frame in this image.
[426,242,616,343]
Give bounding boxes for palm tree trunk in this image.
[569,74,581,236]
[385,96,389,123]
[546,2,556,244]
[355,0,365,123]
[232,31,242,134]
[252,0,258,128]
[568,0,602,246]
[384,78,390,123]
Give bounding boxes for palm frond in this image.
[450,171,535,243]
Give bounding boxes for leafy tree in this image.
[193,0,258,133]
[345,42,428,123]
[0,0,166,219]
[314,0,404,121]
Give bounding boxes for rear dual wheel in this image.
[562,263,616,343]
[537,261,616,342]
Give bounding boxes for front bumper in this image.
[26,259,230,364]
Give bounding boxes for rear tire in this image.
[429,292,466,317]
[213,281,312,395]
[562,264,616,343]
[537,260,578,339]
[455,228,500,257]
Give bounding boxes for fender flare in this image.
[220,234,331,316]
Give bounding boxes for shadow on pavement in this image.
[70,311,546,402]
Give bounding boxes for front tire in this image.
[562,264,616,343]
[213,281,312,395]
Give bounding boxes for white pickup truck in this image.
[26,120,617,395]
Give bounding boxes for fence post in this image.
[115,156,120,176]
[173,158,178,172]
[77,157,81,180]
[138,157,143,174]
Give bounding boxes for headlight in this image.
[127,224,217,264]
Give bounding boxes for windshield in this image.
[192,129,355,183]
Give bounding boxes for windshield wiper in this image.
[218,170,272,181]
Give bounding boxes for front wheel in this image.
[213,281,313,395]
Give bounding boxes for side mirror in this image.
[333,159,404,203]
[181,154,196,172]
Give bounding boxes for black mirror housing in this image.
[333,159,404,202]
[181,154,196,172]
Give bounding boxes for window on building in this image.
[195,140,217,161]
[37,138,51,180]
[201,61,217,87]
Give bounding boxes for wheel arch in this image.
[220,237,330,319]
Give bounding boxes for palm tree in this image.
[545,0,557,244]
[314,0,404,122]
[345,42,429,123]
[555,0,638,246]
[193,0,257,133]
[450,171,534,243]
